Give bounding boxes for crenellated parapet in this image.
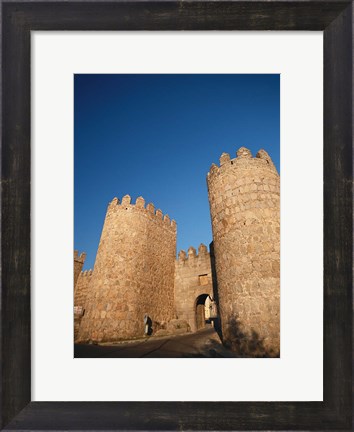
[178,250,187,261]
[107,195,176,232]
[177,243,210,265]
[74,250,86,263]
[207,147,278,180]
[74,250,87,291]
[80,269,93,277]
[207,147,280,237]
[188,246,196,258]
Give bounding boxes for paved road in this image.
[74,327,239,358]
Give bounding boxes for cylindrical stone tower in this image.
[77,195,177,343]
[207,147,280,357]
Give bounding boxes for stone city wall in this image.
[77,195,177,343]
[74,269,93,308]
[74,250,86,290]
[207,147,280,357]
[73,251,88,341]
[174,244,214,332]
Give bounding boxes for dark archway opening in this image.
[195,294,209,330]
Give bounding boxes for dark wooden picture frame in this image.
[1,1,353,430]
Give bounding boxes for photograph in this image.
[73,74,280,358]
[3,1,351,429]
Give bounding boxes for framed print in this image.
[1,1,352,431]
[33,32,323,403]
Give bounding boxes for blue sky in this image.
[75,74,280,270]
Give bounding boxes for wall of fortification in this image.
[74,251,87,342]
[74,250,86,290]
[174,244,214,332]
[74,269,93,309]
[207,147,280,357]
[77,195,177,343]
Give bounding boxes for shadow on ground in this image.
[74,322,279,358]
[74,327,240,358]
[182,336,239,358]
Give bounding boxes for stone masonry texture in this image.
[77,195,177,343]
[74,269,93,309]
[74,250,86,290]
[74,270,93,340]
[74,146,280,357]
[73,250,87,340]
[207,147,280,357]
[174,244,214,332]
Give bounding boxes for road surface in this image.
[74,327,239,358]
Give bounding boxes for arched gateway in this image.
[195,294,210,330]
[174,244,216,332]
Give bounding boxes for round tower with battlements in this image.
[207,147,280,356]
[77,195,177,343]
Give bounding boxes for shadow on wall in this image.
[224,315,279,358]
[209,242,279,358]
[209,241,223,339]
